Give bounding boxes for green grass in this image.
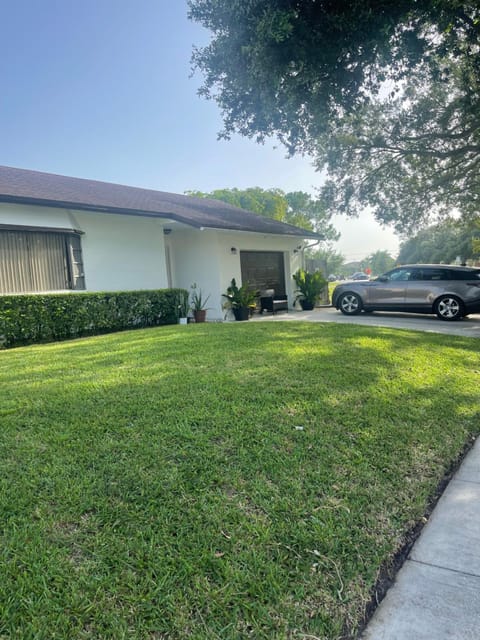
[328,280,338,300]
[0,322,479,639]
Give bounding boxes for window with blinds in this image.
[0,229,85,294]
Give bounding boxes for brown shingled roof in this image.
[0,166,321,239]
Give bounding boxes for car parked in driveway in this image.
[332,264,480,320]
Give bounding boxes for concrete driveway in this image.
[253,306,480,338]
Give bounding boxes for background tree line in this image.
[186,186,339,241]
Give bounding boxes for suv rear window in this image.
[410,268,450,281]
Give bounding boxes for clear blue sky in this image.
[0,0,398,261]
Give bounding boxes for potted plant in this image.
[177,290,190,324]
[293,268,327,311]
[190,283,211,323]
[222,278,258,321]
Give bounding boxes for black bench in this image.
[259,289,289,314]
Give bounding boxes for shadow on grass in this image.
[0,322,479,638]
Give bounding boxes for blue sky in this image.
[0,0,398,261]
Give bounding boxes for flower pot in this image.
[233,307,250,321]
[193,309,207,323]
[300,300,315,311]
[178,317,188,325]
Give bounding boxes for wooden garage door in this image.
[240,251,286,295]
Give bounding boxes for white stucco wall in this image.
[167,229,224,318]
[215,230,304,302]
[76,211,167,291]
[1,203,311,318]
[0,203,169,292]
[168,228,306,320]
[0,202,74,229]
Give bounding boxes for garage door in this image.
[240,251,286,295]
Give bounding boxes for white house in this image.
[0,166,321,320]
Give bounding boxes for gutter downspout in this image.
[301,239,321,270]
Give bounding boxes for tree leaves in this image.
[318,55,480,233]
[398,220,480,264]
[189,1,480,232]
[186,186,340,239]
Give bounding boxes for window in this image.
[452,269,480,281]
[388,268,412,282]
[0,228,85,294]
[411,268,450,281]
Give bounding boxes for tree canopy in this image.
[186,186,339,239]
[397,219,480,264]
[320,55,480,232]
[360,251,396,276]
[189,1,480,232]
[306,246,345,277]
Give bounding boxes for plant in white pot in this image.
[177,290,190,324]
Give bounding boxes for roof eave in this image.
[0,195,203,229]
[199,225,322,239]
[0,194,323,239]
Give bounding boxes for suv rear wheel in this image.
[435,295,464,321]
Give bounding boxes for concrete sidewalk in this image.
[361,438,480,640]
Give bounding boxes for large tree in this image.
[186,186,339,239]
[189,1,480,232]
[320,57,480,233]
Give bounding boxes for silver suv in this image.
[332,264,480,321]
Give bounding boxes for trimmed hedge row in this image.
[0,289,186,348]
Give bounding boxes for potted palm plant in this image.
[222,278,258,321]
[293,268,327,311]
[190,283,211,323]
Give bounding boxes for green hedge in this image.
[0,289,186,348]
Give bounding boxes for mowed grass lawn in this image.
[1,322,479,640]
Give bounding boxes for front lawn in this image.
[1,322,478,639]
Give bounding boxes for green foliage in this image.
[190,283,211,312]
[319,59,480,232]
[361,251,397,276]
[176,290,190,317]
[186,186,339,239]
[0,322,478,637]
[189,1,478,148]
[307,246,345,277]
[189,1,480,231]
[398,219,480,264]
[186,186,288,221]
[0,289,184,348]
[473,219,480,258]
[283,191,339,239]
[222,278,257,309]
[292,268,326,305]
